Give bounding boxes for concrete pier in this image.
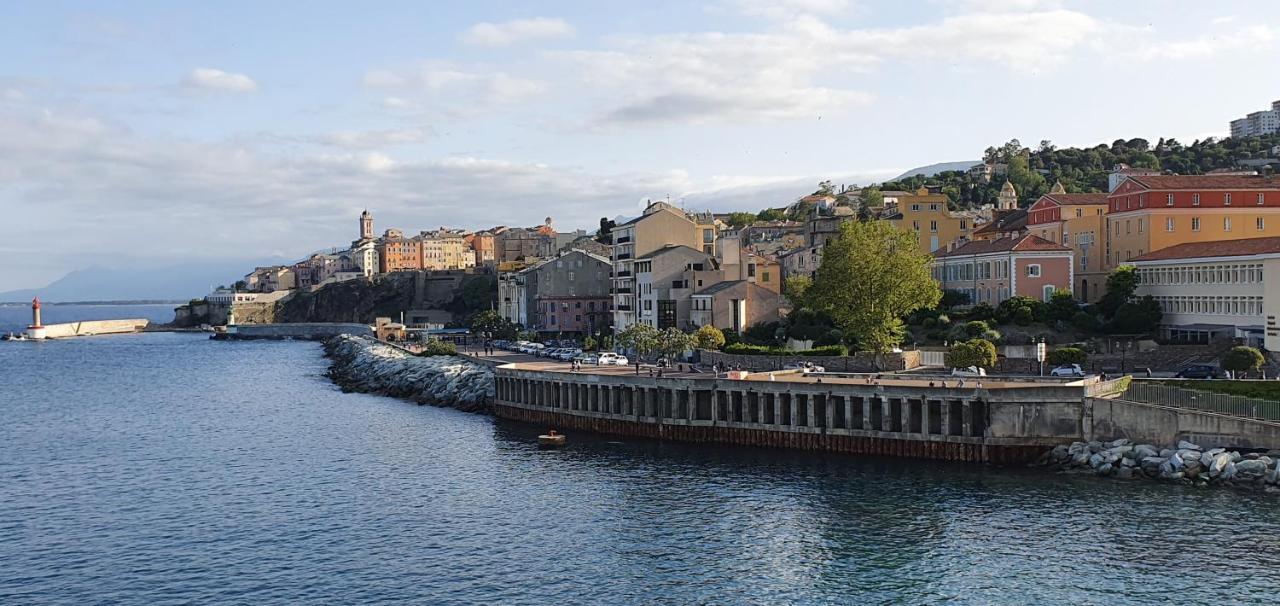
[492,365,1101,463]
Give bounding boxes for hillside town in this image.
[184,114,1280,376]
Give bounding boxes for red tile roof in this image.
[933,234,1069,258]
[1041,193,1108,206]
[973,208,1028,235]
[1130,236,1280,262]
[1123,175,1280,191]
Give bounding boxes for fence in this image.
[918,350,946,367]
[1122,382,1280,422]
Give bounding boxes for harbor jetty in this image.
[14,298,148,340]
[324,335,492,412]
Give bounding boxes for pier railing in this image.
[1121,382,1280,422]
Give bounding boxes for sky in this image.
[2,0,1279,289]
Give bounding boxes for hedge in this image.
[721,343,849,356]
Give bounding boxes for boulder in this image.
[1210,453,1232,477]
[1089,453,1104,469]
[1098,463,1113,476]
[1116,467,1135,480]
[1108,445,1135,457]
[1221,461,1238,481]
[1200,452,1215,468]
[1177,440,1202,451]
[1134,445,1159,459]
[1229,452,1243,463]
[1141,457,1166,477]
[1236,459,1268,480]
[1071,452,1091,467]
[1068,442,1086,455]
[1109,438,1132,448]
[1207,447,1226,457]
[1050,445,1070,463]
[1159,448,1176,459]
[1087,441,1104,453]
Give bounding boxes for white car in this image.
[951,366,987,377]
[784,362,825,373]
[596,352,619,365]
[610,355,630,366]
[575,353,601,365]
[1050,364,1085,377]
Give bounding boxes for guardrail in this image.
[1122,382,1280,422]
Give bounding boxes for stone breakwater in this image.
[1041,439,1280,493]
[323,335,493,413]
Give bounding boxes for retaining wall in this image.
[222,322,372,340]
[699,349,920,372]
[42,319,149,338]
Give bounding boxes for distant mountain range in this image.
[0,258,287,303]
[888,161,980,183]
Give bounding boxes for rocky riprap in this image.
[323,335,494,413]
[1041,439,1280,492]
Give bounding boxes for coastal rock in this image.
[1134,445,1159,459]
[1236,460,1268,480]
[1109,438,1132,448]
[1116,467,1135,480]
[1200,452,1215,468]
[1177,440,1202,451]
[323,335,494,413]
[1210,453,1232,477]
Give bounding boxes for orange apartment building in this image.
[1106,175,1280,271]
[378,229,423,272]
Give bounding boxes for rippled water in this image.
[3,333,1279,605]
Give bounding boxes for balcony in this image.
[616,287,632,294]
[615,270,632,278]
[615,236,632,244]
[617,253,632,260]
[616,304,633,312]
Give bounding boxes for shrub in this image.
[1013,306,1034,326]
[1046,347,1087,366]
[935,313,951,326]
[940,290,971,309]
[945,338,997,369]
[922,317,939,329]
[1071,311,1102,333]
[722,343,847,356]
[1222,346,1265,376]
[419,340,458,356]
[816,328,845,347]
[964,320,989,337]
[968,303,996,322]
[980,329,1002,344]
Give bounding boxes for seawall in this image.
[220,322,373,340]
[324,335,493,413]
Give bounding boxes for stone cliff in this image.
[275,271,496,325]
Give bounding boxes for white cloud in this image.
[567,8,1106,126]
[0,101,696,286]
[729,0,853,20]
[363,61,547,110]
[460,17,575,47]
[183,68,258,93]
[315,127,431,149]
[1139,24,1276,61]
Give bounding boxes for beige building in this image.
[419,229,475,270]
[1131,236,1280,348]
[690,280,783,333]
[610,201,717,329]
[633,245,714,330]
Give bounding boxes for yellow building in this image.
[1025,186,1109,302]
[1106,175,1280,271]
[886,187,982,254]
[419,229,475,271]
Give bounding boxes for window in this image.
[1166,194,1174,206]
[960,220,967,229]
[1043,285,1055,302]
[1125,220,1131,235]
[1166,217,1175,232]
[1076,209,1083,218]
[912,220,920,231]
[1259,217,1266,231]
[1225,193,1232,206]
[1192,193,1201,206]
[1025,264,1042,277]
[1138,219,1143,234]
[930,220,938,232]
[1259,193,1266,206]
[1224,217,1232,232]
[911,204,921,211]
[929,204,938,211]
[762,271,771,283]
[1191,217,1201,232]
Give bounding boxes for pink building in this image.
[931,235,1074,305]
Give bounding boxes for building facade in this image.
[886,187,984,255]
[689,280,783,333]
[610,201,717,330]
[633,245,714,330]
[1025,189,1109,301]
[1229,100,1280,138]
[1105,175,1280,271]
[1131,236,1280,348]
[931,235,1074,306]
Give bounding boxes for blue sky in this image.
[2,0,1279,288]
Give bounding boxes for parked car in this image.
[597,352,620,364]
[951,366,987,377]
[1175,364,1220,379]
[610,355,630,366]
[784,362,825,373]
[575,353,601,365]
[1049,364,1085,377]
[561,348,583,361]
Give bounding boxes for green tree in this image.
[692,324,726,350]
[946,338,997,369]
[1098,265,1138,317]
[1112,295,1162,334]
[583,335,597,351]
[470,309,518,340]
[757,208,786,222]
[806,220,941,354]
[654,327,694,359]
[783,275,812,308]
[1222,346,1265,377]
[459,275,497,312]
[1047,347,1087,366]
[615,323,659,359]
[724,212,757,228]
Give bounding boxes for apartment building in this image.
[886,187,984,254]
[931,235,1073,306]
[609,201,717,330]
[1105,175,1280,271]
[1025,189,1109,301]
